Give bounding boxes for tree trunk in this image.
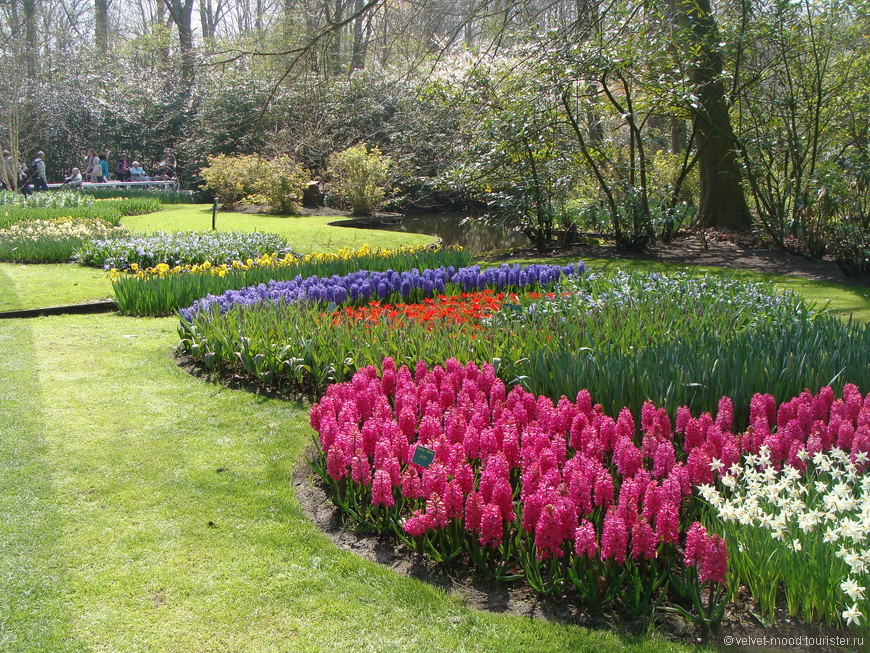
[95,0,110,53]
[673,0,752,229]
[162,0,196,85]
[350,0,368,71]
[200,0,215,41]
[22,0,38,77]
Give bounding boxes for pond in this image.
[331,212,529,253]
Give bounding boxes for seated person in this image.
[115,155,131,182]
[62,167,83,189]
[129,161,150,182]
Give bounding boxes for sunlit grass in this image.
[121,204,437,253]
[0,312,689,653]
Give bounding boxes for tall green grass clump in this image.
[114,245,472,316]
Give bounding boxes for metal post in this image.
[212,197,218,230]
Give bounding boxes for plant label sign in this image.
[412,445,435,468]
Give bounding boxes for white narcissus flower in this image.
[842,603,863,626]
[841,578,866,602]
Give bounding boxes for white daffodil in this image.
[842,602,863,626]
[841,578,866,602]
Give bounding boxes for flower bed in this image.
[178,268,870,419]
[309,359,869,625]
[698,384,870,626]
[180,262,581,321]
[0,190,94,208]
[0,218,130,263]
[77,230,295,271]
[0,198,160,230]
[111,245,473,316]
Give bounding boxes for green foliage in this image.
[326,144,391,215]
[200,154,261,208]
[179,269,870,422]
[248,156,309,215]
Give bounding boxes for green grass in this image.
[122,205,437,253]
[499,256,870,323]
[0,263,112,311]
[0,312,688,652]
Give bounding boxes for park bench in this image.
[46,179,179,191]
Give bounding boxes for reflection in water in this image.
[332,212,529,253]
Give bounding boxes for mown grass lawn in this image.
[121,205,436,253]
[0,311,691,653]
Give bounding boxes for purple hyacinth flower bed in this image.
[179,262,584,322]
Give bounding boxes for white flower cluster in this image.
[0,218,128,241]
[699,446,870,626]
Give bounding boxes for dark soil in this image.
[292,454,863,653]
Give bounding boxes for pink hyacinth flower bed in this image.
[308,357,870,621]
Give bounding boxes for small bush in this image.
[249,156,309,214]
[326,144,391,215]
[200,154,261,208]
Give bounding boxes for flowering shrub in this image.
[77,230,295,270]
[698,384,870,626]
[180,262,582,321]
[112,245,473,316]
[309,358,731,620]
[0,218,129,263]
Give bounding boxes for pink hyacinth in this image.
[479,503,504,548]
[631,518,658,560]
[372,469,395,507]
[683,522,708,568]
[535,502,570,560]
[700,534,728,584]
[465,491,484,532]
[600,507,628,564]
[574,519,598,559]
[350,448,371,486]
[403,510,434,537]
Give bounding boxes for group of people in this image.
[70,148,177,187]
[0,147,178,192]
[1,150,48,194]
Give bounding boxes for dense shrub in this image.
[200,154,309,213]
[326,144,391,215]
